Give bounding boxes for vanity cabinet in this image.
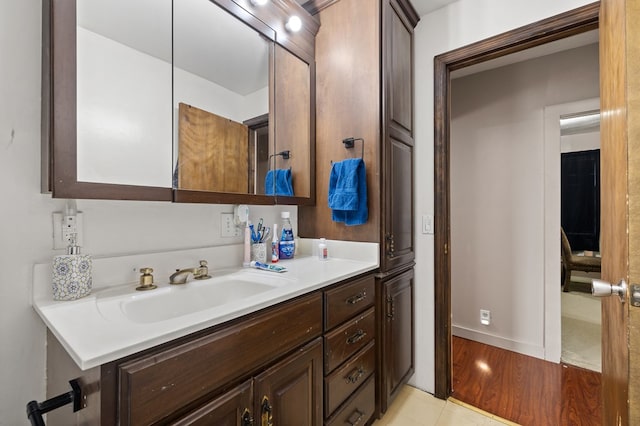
[111,291,323,425]
[172,338,323,426]
[323,274,376,424]
[298,0,418,417]
[45,272,383,425]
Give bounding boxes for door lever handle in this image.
[592,279,627,303]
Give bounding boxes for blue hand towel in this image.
[328,158,368,226]
[265,168,294,196]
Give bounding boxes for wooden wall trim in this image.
[436,2,599,69]
[433,1,600,400]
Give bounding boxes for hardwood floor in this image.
[452,336,601,426]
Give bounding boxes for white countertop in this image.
[32,240,379,370]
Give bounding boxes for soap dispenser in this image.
[52,233,92,301]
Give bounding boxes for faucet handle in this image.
[136,267,157,291]
[195,260,211,280]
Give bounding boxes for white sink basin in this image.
[97,270,290,324]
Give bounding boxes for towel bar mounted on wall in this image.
[26,379,84,426]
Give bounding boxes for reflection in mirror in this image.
[173,0,272,194]
[76,0,173,187]
[273,45,311,200]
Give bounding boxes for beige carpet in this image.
[561,291,601,372]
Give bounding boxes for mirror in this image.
[76,0,173,188]
[173,0,273,195]
[45,0,317,203]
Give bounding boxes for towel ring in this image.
[331,137,365,164]
[343,137,364,158]
[269,150,291,170]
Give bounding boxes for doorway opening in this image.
[433,2,600,400]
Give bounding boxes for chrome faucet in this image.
[169,260,211,284]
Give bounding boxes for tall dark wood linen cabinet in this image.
[300,0,418,417]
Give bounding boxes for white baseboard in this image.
[452,325,545,360]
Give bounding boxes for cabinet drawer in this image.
[324,307,375,372]
[324,340,375,417]
[118,292,322,426]
[326,375,375,426]
[324,275,375,331]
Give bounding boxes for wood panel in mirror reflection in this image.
[273,45,311,199]
[178,103,265,194]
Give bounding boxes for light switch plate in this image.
[422,214,434,234]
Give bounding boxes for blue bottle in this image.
[279,212,295,259]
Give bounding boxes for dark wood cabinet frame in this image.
[433,2,600,399]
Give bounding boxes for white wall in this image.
[450,44,599,358]
[0,3,288,424]
[412,0,594,394]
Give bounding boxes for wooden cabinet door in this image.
[384,137,414,271]
[378,268,414,413]
[170,380,254,426]
[382,0,415,272]
[254,338,323,426]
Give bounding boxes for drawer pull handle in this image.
[242,408,254,426]
[347,409,365,425]
[346,291,367,305]
[261,396,273,426]
[345,367,365,384]
[346,329,366,345]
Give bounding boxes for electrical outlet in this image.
[221,213,241,237]
[53,212,84,249]
[480,309,491,326]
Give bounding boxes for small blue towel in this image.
[265,168,294,196]
[328,158,368,226]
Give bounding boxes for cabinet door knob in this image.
[386,296,395,319]
[241,408,254,426]
[347,408,365,425]
[386,234,395,257]
[261,396,273,426]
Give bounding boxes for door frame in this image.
[433,2,600,399]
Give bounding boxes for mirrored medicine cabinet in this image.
[42,0,318,205]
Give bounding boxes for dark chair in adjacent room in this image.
[561,227,601,292]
